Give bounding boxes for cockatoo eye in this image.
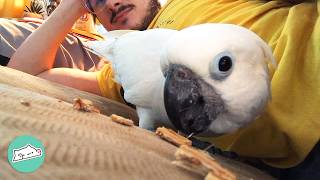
[210,51,234,80]
[219,56,232,71]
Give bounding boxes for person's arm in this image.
[38,68,102,96]
[38,66,125,103]
[7,1,104,97]
[8,0,86,75]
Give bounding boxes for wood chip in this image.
[110,114,134,126]
[73,98,100,113]
[20,100,30,107]
[174,145,236,180]
[205,172,225,180]
[155,127,192,147]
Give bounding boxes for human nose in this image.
[106,0,122,10]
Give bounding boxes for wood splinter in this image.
[73,98,100,113]
[156,127,192,147]
[174,145,236,180]
[110,114,134,126]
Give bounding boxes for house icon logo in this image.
[7,135,45,173]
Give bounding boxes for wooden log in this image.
[0,66,139,124]
[0,84,274,180]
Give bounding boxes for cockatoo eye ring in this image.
[210,51,234,80]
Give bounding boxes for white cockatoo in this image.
[85,23,276,136]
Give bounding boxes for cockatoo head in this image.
[160,23,276,136]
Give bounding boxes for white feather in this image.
[86,29,177,129]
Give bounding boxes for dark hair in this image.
[139,0,161,30]
[47,0,60,16]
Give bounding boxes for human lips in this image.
[111,5,134,24]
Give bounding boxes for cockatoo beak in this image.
[163,64,225,135]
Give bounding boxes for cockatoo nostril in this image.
[172,65,192,80]
[176,70,188,79]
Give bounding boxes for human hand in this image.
[56,0,88,17]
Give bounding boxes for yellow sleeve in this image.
[96,64,125,104]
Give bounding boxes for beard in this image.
[134,0,161,30]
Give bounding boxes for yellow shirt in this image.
[149,0,320,168]
[96,63,125,104]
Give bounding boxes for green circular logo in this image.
[7,135,45,173]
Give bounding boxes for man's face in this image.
[95,0,160,31]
